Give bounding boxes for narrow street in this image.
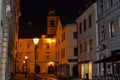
[13,73,58,80]
[13,73,80,80]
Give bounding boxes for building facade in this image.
[96,0,120,77]
[0,0,18,80]
[16,36,56,74]
[13,0,21,74]
[55,17,78,78]
[76,1,98,79]
[47,9,58,36]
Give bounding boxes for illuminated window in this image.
[109,21,115,37]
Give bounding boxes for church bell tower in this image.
[47,0,58,36]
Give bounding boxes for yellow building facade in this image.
[15,36,56,74]
[55,18,78,77]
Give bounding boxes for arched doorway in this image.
[73,65,79,77]
[48,65,54,74]
[35,65,40,74]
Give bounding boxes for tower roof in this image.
[48,9,57,16]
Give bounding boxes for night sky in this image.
[19,0,88,38]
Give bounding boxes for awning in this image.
[93,54,120,63]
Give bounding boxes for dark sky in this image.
[19,0,88,38]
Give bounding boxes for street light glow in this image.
[33,38,39,45]
[25,56,28,59]
[23,61,25,64]
[47,38,56,43]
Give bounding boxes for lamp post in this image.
[33,38,39,80]
[25,56,28,78]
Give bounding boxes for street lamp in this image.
[25,56,28,78]
[33,38,39,80]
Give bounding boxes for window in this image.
[27,43,30,49]
[109,21,115,37]
[89,39,93,51]
[61,48,65,58]
[88,15,92,28]
[62,32,65,41]
[47,43,49,48]
[50,20,54,26]
[100,0,103,13]
[74,47,78,56]
[84,41,87,52]
[47,55,49,60]
[79,23,82,33]
[84,19,86,31]
[100,26,105,41]
[73,32,77,39]
[109,0,113,8]
[80,43,82,53]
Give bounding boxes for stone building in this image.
[76,1,98,79]
[0,0,19,80]
[96,0,120,77]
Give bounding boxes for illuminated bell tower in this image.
[47,0,58,36]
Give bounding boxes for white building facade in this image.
[96,0,120,78]
[76,2,98,79]
[55,19,78,78]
